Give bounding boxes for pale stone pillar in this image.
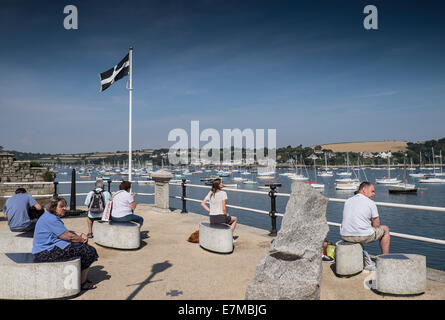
[151,169,173,213]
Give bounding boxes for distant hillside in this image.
[319,140,408,153]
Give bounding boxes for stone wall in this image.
[0,153,54,209]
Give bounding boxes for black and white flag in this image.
[99,53,129,92]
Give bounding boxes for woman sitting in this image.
[32,196,99,290]
[201,178,237,231]
[111,181,144,226]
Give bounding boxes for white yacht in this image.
[376,155,401,184]
[418,177,445,184]
[335,182,360,190]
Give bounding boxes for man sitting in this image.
[3,188,43,233]
[340,182,391,268]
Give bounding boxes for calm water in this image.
[56,167,445,271]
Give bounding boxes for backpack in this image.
[89,190,106,214]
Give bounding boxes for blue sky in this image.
[1,0,445,154]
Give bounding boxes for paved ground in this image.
[1,204,444,300]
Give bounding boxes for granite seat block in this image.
[335,240,364,276]
[199,222,233,254]
[0,230,33,253]
[93,220,141,249]
[376,253,426,295]
[0,253,81,300]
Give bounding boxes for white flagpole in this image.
[128,46,133,183]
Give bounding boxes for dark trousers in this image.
[28,207,45,220]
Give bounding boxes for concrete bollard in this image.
[93,221,141,249]
[335,240,363,276]
[199,222,233,254]
[151,169,173,213]
[376,254,426,295]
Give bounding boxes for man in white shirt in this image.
[340,182,390,254]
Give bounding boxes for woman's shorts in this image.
[210,214,232,225]
[33,242,99,270]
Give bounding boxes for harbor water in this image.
[55,167,445,271]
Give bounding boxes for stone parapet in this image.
[0,154,54,208]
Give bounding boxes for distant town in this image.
[1,138,444,168]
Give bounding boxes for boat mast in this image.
[403,153,407,185]
[440,150,442,173]
[387,153,391,179]
[432,147,436,174]
[325,152,328,171]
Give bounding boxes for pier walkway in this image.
[1,204,444,300]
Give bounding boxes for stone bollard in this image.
[199,222,233,253]
[335,240,364,276]
[376,254,426,295]
[151,169,173,213]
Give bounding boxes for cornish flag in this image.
[99,53,130,92]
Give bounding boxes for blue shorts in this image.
[209,214,232,225]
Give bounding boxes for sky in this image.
[1,0,445,154]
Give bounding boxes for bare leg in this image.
[87,217,93,235]
[230,216,237,232]
[380,225,390,254]
[81,268,89,284]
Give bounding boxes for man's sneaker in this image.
[364,262,376,271]
[363,250,376,271]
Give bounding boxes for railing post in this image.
[268,184,277,236]
[65,168,85,216]
[181,178,188,213]
[69,168,76,210]
[107,180,111,193]
[53,181,59,197]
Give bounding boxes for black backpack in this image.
[89,190,105,214]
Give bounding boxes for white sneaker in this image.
[363,250,376,271]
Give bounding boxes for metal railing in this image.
[2,175,445,246]
[171,180,445,246]
[0,170,154,215]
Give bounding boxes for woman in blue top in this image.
[32,196,99,290]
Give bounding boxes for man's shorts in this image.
[209,214,232,225]
[341,227,386,245]
[87,212,103,220]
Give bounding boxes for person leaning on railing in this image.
[32,196,99,290]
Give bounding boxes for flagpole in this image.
[128,46,133,183]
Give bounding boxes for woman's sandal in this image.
[87,233,93,239]
[81,281,97,290]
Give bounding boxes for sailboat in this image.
[308,157,325,189]
[242,170,258,184]
[388,154,417,194]
[435,150,445,176]
[317,152,333,177]
[336,153,352,176]
[257,162,276,180]
[335,154,360,190]
[409,152,427,178]
[288,157,309,181]
[419,148,445,183]
[375,153,401,184]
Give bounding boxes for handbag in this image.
[101,199,113,221]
